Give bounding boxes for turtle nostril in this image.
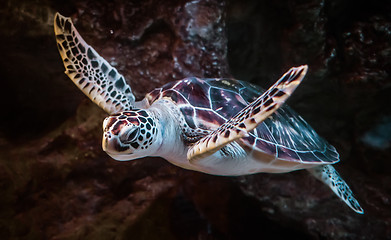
[104,132,111,139]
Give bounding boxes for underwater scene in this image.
[0,0,390,239]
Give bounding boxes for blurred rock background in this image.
[0,0,390,239]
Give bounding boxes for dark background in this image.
[0,0,390,239]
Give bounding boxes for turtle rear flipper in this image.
[308,165,364,214]
[187,65,308,161]
[54,13,135,114]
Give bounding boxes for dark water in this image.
[0,0,390,239]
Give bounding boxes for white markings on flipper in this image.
[187,65,308,161]
[54,13,135,114]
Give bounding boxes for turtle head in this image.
[102,109,161,160]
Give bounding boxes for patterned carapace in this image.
[146,74,338,164]
[54,12,364,214]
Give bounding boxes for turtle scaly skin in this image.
[308,165,363,213]
[54,13,364,214]
[54,12,138,114]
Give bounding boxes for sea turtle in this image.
[54,13,364,214]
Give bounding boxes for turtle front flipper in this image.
[187,65,308,161]
[54,13,135,114]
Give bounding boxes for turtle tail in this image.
[308,165,364,214]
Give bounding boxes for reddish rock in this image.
[0,0,390,239]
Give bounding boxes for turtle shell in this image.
[146,77,339,164]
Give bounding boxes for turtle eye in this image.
[120,127,140,144]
